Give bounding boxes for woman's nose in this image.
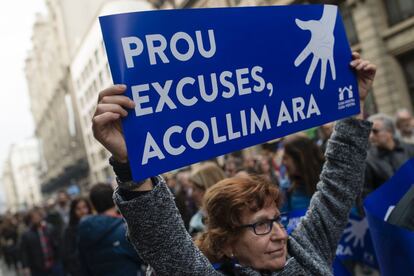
[270,221,287,240]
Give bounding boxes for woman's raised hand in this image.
[92,85,135,163]
[350,52,376,103]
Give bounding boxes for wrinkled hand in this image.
[294,5,337,90]
[92,85,135,163]
[350,52,376,103]
[343,217,369,248]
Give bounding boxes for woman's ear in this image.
[222,242,235,258]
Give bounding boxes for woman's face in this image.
[75,200,90,219]
[231,202,288,271]
[282,153,296,177]
[260,158,270,173]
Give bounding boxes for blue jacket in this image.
[78,214,144,276]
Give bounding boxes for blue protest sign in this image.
[282,209,379,274]
[336,214,378,268]
[100,5,359,181]
[364,159,414,275]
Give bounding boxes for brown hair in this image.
[284,135,324,196]
[189,162,226,191]
[196,175,281,262]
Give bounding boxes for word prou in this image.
[122,29,216,68]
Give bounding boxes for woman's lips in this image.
[266,248,284,257]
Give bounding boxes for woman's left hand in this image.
[350,52,376,103]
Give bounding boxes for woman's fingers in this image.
[352,51,361,60]
[98,84,127,103]
[92,112,120,129]
[95,103,129,117]
[350,58,363,68]
[100,95,135,109]
[362,63,377,74]
[356,60,370,70]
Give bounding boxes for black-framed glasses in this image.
[371,128,382,135]
[240,213,288,236]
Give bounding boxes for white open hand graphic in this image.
[294,5,337,90]
[343,217,368,248]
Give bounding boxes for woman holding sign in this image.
[92,52,376,275]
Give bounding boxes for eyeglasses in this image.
[371,128,382,135]
[240,214,288,236]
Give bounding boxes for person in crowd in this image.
[223,156,243,177]
[164,172,192,231]
[45,201,65,239]
[62,197,92,276]
[20,207,63,276]
[281,134,325,211]
[78,183,145,276]
[91,53,375,274]
[256,156,279,186]
[55,191,71,227]
[364,113,414,195]
[0,215,20,271]
[177,169,199,227]
[395,108,414,144]
[242,154,258,175]
[188,162,226,236]
[316,122,334,153]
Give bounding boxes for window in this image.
[94,49,99,65]
[105,63,111,78]
[339,3,359,45]
[384,0,414,26]
[98,71,103,87]
[99,148,107,160]
[399,51,414,108]
[104,167,114,182]
[101,40,106,55]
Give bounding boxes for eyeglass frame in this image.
[239,213,289,236]
[371,128,383,135]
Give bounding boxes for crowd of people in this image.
[1,53,413,275]
[0,186,145,275]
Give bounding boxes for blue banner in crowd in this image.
[282,208,378,275]
[364,158,414,275]
[335,213,378,269]
[100,5,359,181]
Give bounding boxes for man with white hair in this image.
[364,113,414,195]
[395,108,414,144]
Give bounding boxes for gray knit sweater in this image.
[114,118,372,276]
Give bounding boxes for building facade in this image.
[25,4,89,196]
[70,0,154,184]
[1,161,18,212]
[0,139,42,212]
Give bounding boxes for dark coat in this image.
[78,214,143,276]
[388,185,414,231]
[20,223,60,274]
[364,139,414,195]
[62,225,82,276]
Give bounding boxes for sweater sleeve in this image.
[290,118,372,266]
[113,176,221,276]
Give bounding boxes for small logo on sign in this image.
[338,85,355,110]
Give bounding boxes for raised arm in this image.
[289,53,376,266]
[91,85,220,275]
